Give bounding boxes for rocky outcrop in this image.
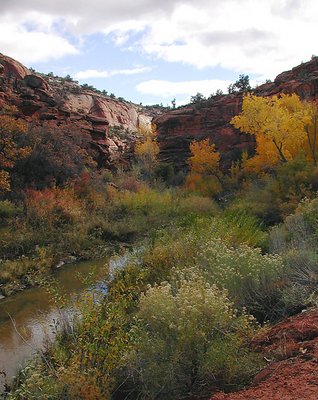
[155,95,254,169]
[0,53,153,168]
[154,57,318,169]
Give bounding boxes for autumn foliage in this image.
[25,187,84,227]
[186,138,221,196]
[0,108,30,191]
[231,94,318,173]
[134,123,160,177]
[188,138,220,174]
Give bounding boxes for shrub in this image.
[192,238,282,306]
[0,246,54,286]
[6,359,66,400]
[217,209,267,248]
[229,180,282,225]
[25,187,85,228]
[267,196,318,315]
[178,194,219,215]
[230,156,318,225]
[121,276,263,399]
[0,200,22,219]
[185,172,222,197]
[117,186,174,217]
[13,123,96,190]
[113,219,280,311]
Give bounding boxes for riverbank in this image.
[1,212,271,398]
[2,184,213,299]
[5,191,318,399]
[0,244,117,299]
[0,258,108,392]
[3,162,318,398]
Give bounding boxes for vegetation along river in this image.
[0,258,109,391]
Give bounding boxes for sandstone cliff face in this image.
[154,57,318,169]
[155,95,254,168]
[0,53,152,168]
[2,53,318,170]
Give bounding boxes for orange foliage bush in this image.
[25,187,84,227]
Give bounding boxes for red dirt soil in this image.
[210,308,318,400]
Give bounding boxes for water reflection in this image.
[0,259,106,390]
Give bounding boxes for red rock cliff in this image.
[0,53,153,168]
[154,57,318,169]
[2,53,318,170]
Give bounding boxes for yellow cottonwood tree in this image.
[302,102,318,165]
[186,138,221,196]
[188,138,220,175]
[231,94,307,169]
[242,135,280,173]
[134,124,160,177]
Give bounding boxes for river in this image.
[0,258,107,392]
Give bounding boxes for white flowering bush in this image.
[193,238,283,306]
[123,276,263,399]
[136,223,283,309]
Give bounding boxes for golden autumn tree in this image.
[0,107,30,191]
[186,138,221,196]
[188,138,220,174]
[134,123,160,178]
[231,93,308,172]
[302,101,318,165]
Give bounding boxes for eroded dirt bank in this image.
[211,308,318,400]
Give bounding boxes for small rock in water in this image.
[55,261,65,269]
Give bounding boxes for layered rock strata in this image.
[0,53,152,168]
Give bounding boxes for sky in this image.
[0,0,317,106]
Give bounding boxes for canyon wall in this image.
[1,53,318,170]
[0,53,153,168]
[154,57,318,168]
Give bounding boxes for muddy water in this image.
[0,259,107,390]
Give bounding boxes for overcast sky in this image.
[0,0,317,105]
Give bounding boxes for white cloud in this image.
[0,0,317,79]
[134,1,318,78]
[74,66,151,79]
[136,79,233,99]
[0,13,78,64]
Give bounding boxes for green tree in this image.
[190,92,206,103]
[228,74,251,94]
